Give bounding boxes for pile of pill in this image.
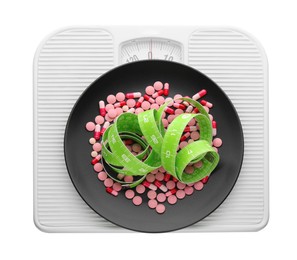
[85,81,222,214]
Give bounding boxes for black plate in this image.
[64,60,244,233]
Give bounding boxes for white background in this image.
[0,0,296,259]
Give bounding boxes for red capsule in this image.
[91,154,101,165]
[94,124,101,140]
[152,90,164,98]
[126,92,141,99]
[172,177,178,182]
[200,100,213,108]
[164,173,171,182]
[143,94,155,103]
[186,105,193,113]
[212,121,217,136]
[164,83,169,96]
[100,121,110,135]
[193,107,199,113]
[180,132,190,142]
[202,176,209,184]
[192,89,207,100]
[124,139,133,145]
[99,100,106,117]
[165,107,174,114]
[184,126,197,132]
[182,96,190,106]
[135,96,144,108]
[165,188,177,197]
[154,180,168,192]
[143,180,157,191]
[173,103,186,110]
[106,187,118,196]
[114,101,126,107]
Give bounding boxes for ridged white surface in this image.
[34,28,118,231]
[185,29,268,231]
[34,27,268,232]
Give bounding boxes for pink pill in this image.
[179,141,188,149]
[187,182,195,187]
[145,86,155,95]
[175,109,184,115]
[155,172,164,181]
[146,173,155,183]
[209,114,213,121]
[162,119,168,128]
[107,95,116,104]
[188,118,196,126]
[156,96,165,105]
[94,163,103,172]
[124,175,133,183]
[141,101,151,110]
[174,94,183,103]
[132,143,142,153]
[135,107,144,114]
[194,181,204,191]
[156,204,166,214]
[126,145,132,152]
[97,171,107,181]
[176,189,186,199]
[167,114,177,123]
[105,114,113,122]
[188,139,194,144]
[158,167,166,173]
[213,138,223,147]
[148,199,158,209]
[147,190,157,199]
[167,195,177,205]
[177,182,186,189]
[105,104,114,112]
[150,103,160,110]
[133,196,142,206]
[191,131,200,140]
[116,92,125,101]
[113,182,122,192]
[165,97,174,106]
[127,99,136,108]
[136,184,145,194]
[213,147,219,153]
[85,122,96,131]
[157,193,166,203]
[107,109,117,119]
[89,138,96,145]
[104,178,114,188]
[185,186,194,195]
[185,165,194,174]
[95,115,104,125]
[194,161,203,168]
[92,143,102,152]
[115,107,123,116]
[151,169,158,174]
[91,151,98,157]
[153,81,163,91]
[125,189,135,199]
[166,180,176,190]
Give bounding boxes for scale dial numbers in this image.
[120,38,183,64]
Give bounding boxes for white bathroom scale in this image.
[33,26,269,232]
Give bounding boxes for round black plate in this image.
[64,60,244,233]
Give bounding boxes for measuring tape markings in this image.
[102,97,220,185]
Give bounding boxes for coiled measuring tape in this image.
[101,98,219,186]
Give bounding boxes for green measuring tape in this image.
[101,98,219,186]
